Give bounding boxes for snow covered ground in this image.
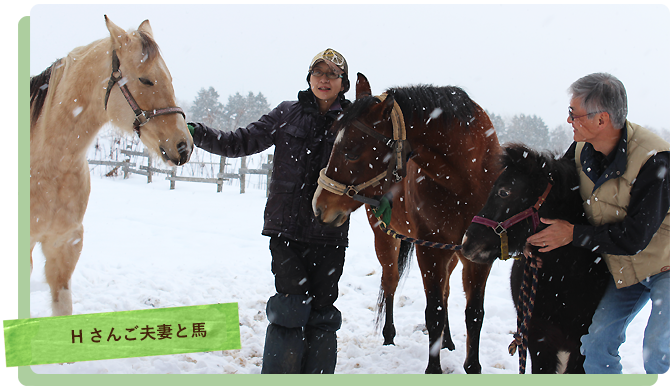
[27,171,654,379]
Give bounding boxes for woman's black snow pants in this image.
[261,237,345,374]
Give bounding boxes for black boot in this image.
[301,306,342,374]
[261,324,304,374]
[261,293,311,374]
[302,327,338,374]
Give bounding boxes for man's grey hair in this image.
[568,73,628,129]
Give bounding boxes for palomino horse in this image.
[462,145,608,373]
[30,16,193,316]
[313,73,501,374]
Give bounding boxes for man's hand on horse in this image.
[527,218,574,253]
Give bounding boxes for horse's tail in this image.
[375,239,414,330]
[30,59,62,128]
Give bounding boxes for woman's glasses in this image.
[310,69,343,80]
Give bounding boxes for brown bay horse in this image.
[30,16,193,316]
[312,73,501,373]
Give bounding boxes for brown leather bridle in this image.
[317,94,412,208]
[104,50,185,137]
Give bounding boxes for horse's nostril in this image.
[177,141,191,165]
[177,141,188,154]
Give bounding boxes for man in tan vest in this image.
[527,73,669,374]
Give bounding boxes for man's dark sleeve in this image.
[573,151,670,255]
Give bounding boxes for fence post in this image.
[169,167,176,190]
[240,156,247,194]
[122,158,130,179]
[217,156,227,193]
[146,149,153,184]
[266,154,273,198]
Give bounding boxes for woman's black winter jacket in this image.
[190,90,351,246]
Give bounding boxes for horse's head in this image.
[461,144,556,264]
[313,73,400,227]
[103,16,192,166]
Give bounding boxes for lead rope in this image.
[508,253,540,374]
[373,216,463,250]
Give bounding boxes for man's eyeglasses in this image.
[569,107,601,121]
[310,69,343,80]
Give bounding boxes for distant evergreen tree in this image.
[647,126,670,143]
[486,111,508,143]
[190,87,225,128]
[506,114,550,150]
[222,92,271,131]
[549,124,574,153]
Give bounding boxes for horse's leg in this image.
[459,254,492,374]
[377,238,400,346]
[529,320,576,374]
[41,227,83,316]
[369,214,402,345]
[440,254,459,351]
[416,247,452,374]
[568,345,586,374]
[30,240,35,274]
[528,333,559,374]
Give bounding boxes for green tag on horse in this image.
[500,231,509,260]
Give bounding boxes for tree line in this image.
[188,87,271,132]
[183,86,669,153]
[487,111,573,154]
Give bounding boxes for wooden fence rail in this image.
[88,149,273,196]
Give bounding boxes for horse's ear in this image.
[105,15,129,49]
[138,19,154,37]
[356,73,372,100]
[503,143,529,165]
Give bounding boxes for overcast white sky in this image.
[25,2,670,132]
[2,3,670,389]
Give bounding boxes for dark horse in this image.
[312,73,501,373]
[462,144,609,373]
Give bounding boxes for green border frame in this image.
[15,13,659,386]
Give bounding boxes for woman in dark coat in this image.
[188,49,351,374]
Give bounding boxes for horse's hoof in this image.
[424,365,443,374]
[382,327,396,346]
[442,338,455,351]
[464,361,482,374]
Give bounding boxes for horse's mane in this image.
[501,143,579,203]
[30,59,62,128]
[135,29,160,63]
[337,85,479,131]
[29,29,159,128]
[389,85,478,127]
[337,95,379,129]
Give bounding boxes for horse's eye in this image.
[498,188,510,198]
[344,152,360,162]
[139,77,154,86]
